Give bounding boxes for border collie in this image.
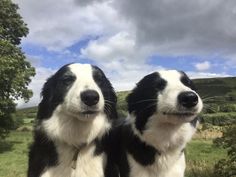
[28,63,117,177]
[105,70,203,177]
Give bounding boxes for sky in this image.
[13,0,236,108]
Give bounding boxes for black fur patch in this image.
[28,131,58,177]
[127,72,167,133]
[179,71,196,91]
[190,117,199,127]
[104,120,159,177]
[37,64,75,120]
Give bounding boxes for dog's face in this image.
[127,70,203,132]
[38,63,117,121]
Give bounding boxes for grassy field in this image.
[0,131,226,177]
[0,131,32,177]
[185,139,226,177]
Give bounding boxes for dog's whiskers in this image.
[105,99,116,104]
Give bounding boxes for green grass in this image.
[0,131,32,177]
[185,139,227,177]
[0,132,227,177]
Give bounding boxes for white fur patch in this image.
[42,106,111,147]
[128,152,185,177]
[74,144,106,177]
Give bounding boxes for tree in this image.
[0,0,35,138]
[0,0,28,45]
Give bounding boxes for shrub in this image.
[203,113,236,126]
[203,103,219,114]
[219,104,236,112]
[214,125,236,177]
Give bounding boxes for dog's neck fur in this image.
[40,105,111,148]
[129,114,197,154]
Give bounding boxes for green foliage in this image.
[0,0,35,138]
[117,91,129,117]
[0,0,28,45]
[219,104,236,112]
[203,113,236,126]
[214,125,236,177]
[203,103,219,114]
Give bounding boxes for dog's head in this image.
[127,70,203,133]
[38,63,117,121]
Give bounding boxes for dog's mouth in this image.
[81,110,99,115]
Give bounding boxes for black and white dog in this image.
[105,70,203,177]
[28,63,117,177]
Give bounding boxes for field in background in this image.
[0,76,235,177]
[0,131,226,177]
[0,131,32,177]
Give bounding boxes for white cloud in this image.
[187,71,231,79]
[112,0,236,58]
[99,61,165,91]
[13,0,128,51]
[14,0,236,61]
[81,32,152,64]
[195,61,211,71]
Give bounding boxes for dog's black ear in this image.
[92,65,118,119]
[179,71,196,91]
[41,75,55,104]
[127,72,166,114]
[107,84,118,119]
[37,75,56,120]
[127,72,167,133]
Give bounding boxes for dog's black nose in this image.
[178,91,198,108]
[81,90,99,106]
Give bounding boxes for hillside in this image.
[194,77,236,101]
[15,76,236,121]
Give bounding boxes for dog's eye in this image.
[61,75,75,85]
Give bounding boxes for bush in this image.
[203,103,219,114]
[203,113,236,126]
[214,125,236,177]
[219,104,236,112]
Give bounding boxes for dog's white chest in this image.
[128,152,185,177]
[73,144,105,177]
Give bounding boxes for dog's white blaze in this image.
[63,64,105,115]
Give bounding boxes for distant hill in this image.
[15,76,236,120]
[194,77,236,99]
